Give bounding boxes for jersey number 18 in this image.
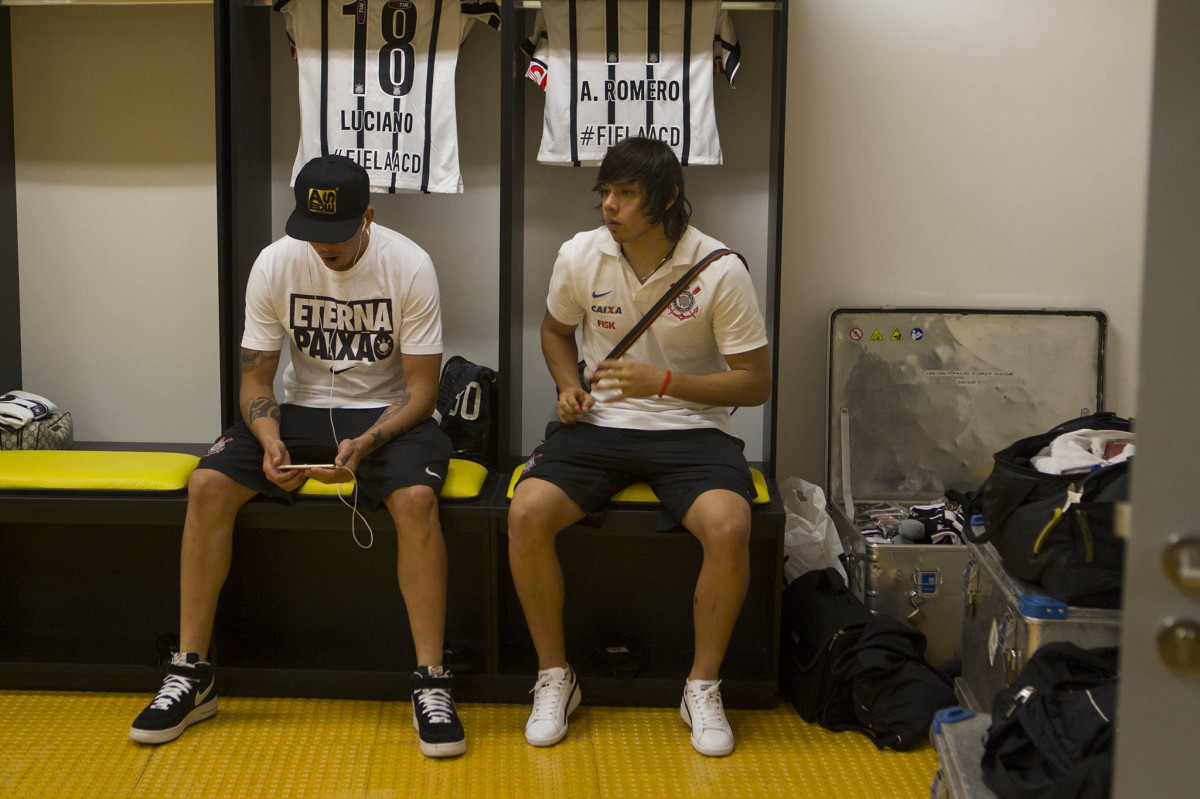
[342,0,416,98]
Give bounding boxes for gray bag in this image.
[0,411,74,450]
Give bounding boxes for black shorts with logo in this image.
[515,421,756,530]
[196,404,451,510]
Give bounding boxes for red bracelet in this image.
[658,370,672,398]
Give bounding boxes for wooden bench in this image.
[0,449,782,707]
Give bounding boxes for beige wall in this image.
[12,6,219,443]
[778,0,1155,485]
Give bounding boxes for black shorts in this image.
[196,405,451,510]
[515,421,756,530]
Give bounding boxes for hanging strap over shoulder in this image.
[602,248,746,361]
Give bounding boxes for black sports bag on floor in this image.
[779,568,956,750]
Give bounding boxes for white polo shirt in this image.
[547,225,767,432]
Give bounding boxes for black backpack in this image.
[982,642,1118,799]
[436,356,498,468]
[952,412,1131,608]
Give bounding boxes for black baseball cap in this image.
[286,155,371,243]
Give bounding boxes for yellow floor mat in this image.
[0,691,938,799]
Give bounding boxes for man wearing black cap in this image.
[129,155,465,758]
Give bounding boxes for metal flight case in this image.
[956,539,1122,712]
[826,308,1107,672]
[929,708,998,799]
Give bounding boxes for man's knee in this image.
[187,468,250,514]
[508,487,565,553]
[693,514,751,559]
[386,484,439,524]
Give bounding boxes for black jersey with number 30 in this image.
[277,0,500,194]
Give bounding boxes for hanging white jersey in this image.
[522,0,740,167]
[277,0,500,194]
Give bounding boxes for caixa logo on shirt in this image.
[289,294,396,362]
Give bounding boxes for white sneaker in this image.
[680,679,734,757]
[525,665,581,746]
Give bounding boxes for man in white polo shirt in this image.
[508,137,771,757]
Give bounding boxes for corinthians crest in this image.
[668,285,702,321]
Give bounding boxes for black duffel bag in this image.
[982,643,1119,799]
[952,412,1132,609]
[779,568,956,750]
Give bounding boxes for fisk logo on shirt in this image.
[306,188,338,216]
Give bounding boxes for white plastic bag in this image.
[780,476,846,584]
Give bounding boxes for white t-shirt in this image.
[547,226,767,432]
[523,0,740,166]
[277,0,500,194]
[242,225,442,409]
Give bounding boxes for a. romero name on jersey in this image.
[580,79,682,103]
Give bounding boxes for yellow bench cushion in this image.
[297,457,488,500]
[507,464,770,505]
[0,450,199,491]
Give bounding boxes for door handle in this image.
[1162,535,1200,595]
[1156,618,1200,676]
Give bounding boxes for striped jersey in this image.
[522,0,740,167]
[276,0,500,194]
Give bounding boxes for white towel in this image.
[1031,429,1136,475]
[0,390,58,429]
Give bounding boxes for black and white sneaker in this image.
[680,679,734,757]
[411,666,466,758]
[129,652,218,745]
[525,665,581,747]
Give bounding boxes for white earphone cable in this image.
[309,221,375,549]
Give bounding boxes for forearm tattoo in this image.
[242,396,280,424]
[240,349,280,374]
[367,390,411,450]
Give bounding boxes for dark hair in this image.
[594,137,692,241]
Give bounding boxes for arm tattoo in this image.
[366,391,411,450]
[240,349,280,374]
[243,396,280,424]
